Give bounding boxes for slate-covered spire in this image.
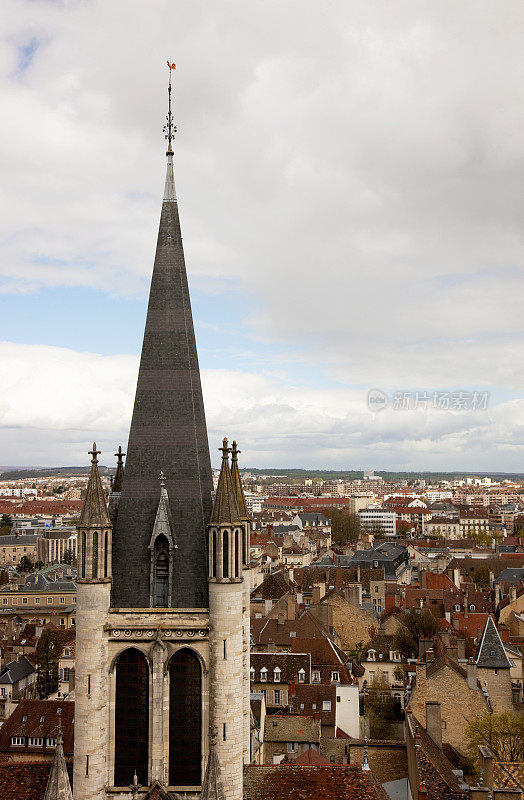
[211,438,241,525]
[475,615,511,669]
[230,440,248,521]
[43,728,73,800]
[79,444,111,528]
[201,739,225,800]
[111,72,213,609]
[113,445,125,493]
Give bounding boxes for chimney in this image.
[478,745,493,787]
[510,585,517,604]
[312,581,325,604]
[356,565,361,583]
[457,638,466,661]
[440,631,451,648]
[277,612,285,626]
[418,639,432,659]
[420,570,427,589]
[494,583,500,608]
[425,701,442,749]
[287,594,296,621]
[467,660,477,690]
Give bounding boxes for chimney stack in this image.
[425,701,442,749]
[457,638,466,661]
[467,660,477,690]
[287,594,296,621]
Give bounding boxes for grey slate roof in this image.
[495,567,524,584]
[110,155,213,609]
[78,448,111,528]
[475,616,512,669]
[0,656,35,684]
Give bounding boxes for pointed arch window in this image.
[92,531,98,578]
[81,532,86,578]
[169,649,202,787]
[114,648,149,787]
[222,531,229,579]
[212,530,217,578]
[153,534,169,607]
[235,529,240,578]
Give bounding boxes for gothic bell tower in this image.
[73,65,247,800]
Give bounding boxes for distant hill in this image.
[241,468,524,483]
[0,466,114,480]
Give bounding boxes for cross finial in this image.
[164,60,177,156]
[159,470,166,488]
[219,437,231,460]
[115,445,125,463]
[88,443,101,464]
[231,440,241,462]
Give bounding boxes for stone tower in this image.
[208,440,245,800]
[74,444,112,800]
[73,71,249,800]
[230,441,252,764]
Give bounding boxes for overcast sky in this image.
[1,0,524,471]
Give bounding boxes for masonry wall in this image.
[477,667,515,714]
[73,580,110,800]
[317,594,377,651]
[408,663,488,754]
[209,579,244,800]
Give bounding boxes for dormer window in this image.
[368,650,376,661]
[250,667,255,681]
[331,671,340,682]
[260,667,267,682]
[298,668,305,683]
[454,604,461,612]
[273,667,281,683]
[469,604,475,612]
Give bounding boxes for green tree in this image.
[62,548,76,566]
[474,564,491,589]
[17,555,34,573]
[465,712,524,764]
[34,561,44,571]
[35,628,59,698]
[321,508,360,545]
[392,609,439,659]
[367,673,402,739]
[0,514,13,535]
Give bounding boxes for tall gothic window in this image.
[114,649,149,787]
[242,529,247,567]
[222,531,229,579]
[104,530,108,578]
[169,649,201,787]
[235,529,240,578]
[212,530,217,578]
[81,532,86,578]
[92,531,98,578]
[153,534,169,607]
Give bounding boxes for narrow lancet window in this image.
[92,531,98,578]
[222,531,229,578]
[153,534,169,607]
[169,649,202,786]
[114,648,149,786]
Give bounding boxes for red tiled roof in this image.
[0,761,73,800]
[0,699,74,756]
[243,764,389,800]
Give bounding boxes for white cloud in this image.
[0,342,523,470]
[1,1,523,466]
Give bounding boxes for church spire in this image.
[113,445,125,493]
[111,65,213,609]
[230,440,248,521]
[79,444,111,528]
[211,438,241,525]
[43,727,73,800]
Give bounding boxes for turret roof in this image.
[211,439,241,525]
[78,444,111,528]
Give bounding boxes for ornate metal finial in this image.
[159,470,166,488]
[362,736,370,770]
[231,440,241,461]
[115,445,125,464]
[164,60,177,156]
[219,437,231,460]
[88,443,101,464]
